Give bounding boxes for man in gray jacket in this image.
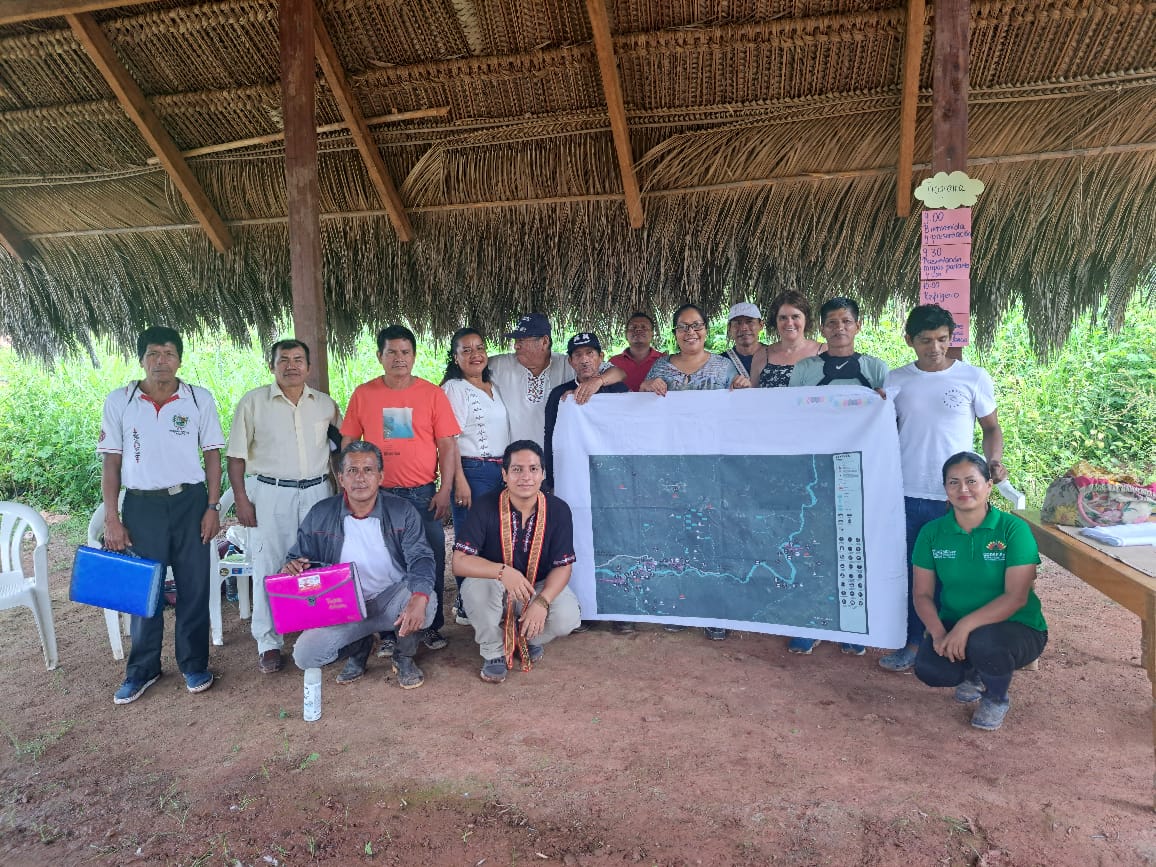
[284,441,436,688]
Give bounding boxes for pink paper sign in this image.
[950,314,970,347]
[920,279,970,314]
[922,207,972,245]
[920,244,971,281]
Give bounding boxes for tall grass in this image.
[0,304,1152,513]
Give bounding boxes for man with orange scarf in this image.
[452,440,582,684]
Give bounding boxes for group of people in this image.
[95,292,1047,732]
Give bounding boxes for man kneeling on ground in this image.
[452,440,582,683]
[285,441,436,688]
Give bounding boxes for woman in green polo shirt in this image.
[912,451,1047,731]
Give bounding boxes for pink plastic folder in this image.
[265,562,367,633]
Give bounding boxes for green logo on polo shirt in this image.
[171,413,190,436]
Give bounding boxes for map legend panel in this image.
[833,452,867,633]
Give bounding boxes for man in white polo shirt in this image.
[98,326,225,705]
[227,339,341,675]
[488,313,626,447]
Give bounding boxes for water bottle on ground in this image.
[303,667,322,722]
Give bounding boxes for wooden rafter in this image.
[0,208,34,261]
[66,13,232,253]
[146,108,450,165]
[896,0,926,217]
[0,0,151,26]
[585,0,644,229]
[312,4,413,242]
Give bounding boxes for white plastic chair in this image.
[87,488,248,659]
[996,479,1027,510]
[0,501,58,670]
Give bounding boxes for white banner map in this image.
[554,387,908,648]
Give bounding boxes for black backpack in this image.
[816,352,872,388]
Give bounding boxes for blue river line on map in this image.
[588,453,855,629]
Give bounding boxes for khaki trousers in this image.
[245,476,333,654]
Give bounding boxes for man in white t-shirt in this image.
[488,313,626,446]
[98,326,225,705]
[285,442,438,689]
[878,304,1007,672]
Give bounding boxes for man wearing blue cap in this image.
[489,313,626,448]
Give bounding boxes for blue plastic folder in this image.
[70,545,163,617]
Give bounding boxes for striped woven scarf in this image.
[499,489,547,672]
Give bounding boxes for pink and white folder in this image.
[264,562,367,633]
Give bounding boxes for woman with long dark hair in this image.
[441,328,511,623]
[911,451,1047,731]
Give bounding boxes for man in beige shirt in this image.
[227,339,341,673]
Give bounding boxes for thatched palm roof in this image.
[0,0,1153,360]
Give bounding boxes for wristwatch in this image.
[207,502,222,512]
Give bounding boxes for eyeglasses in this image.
[673,321,706,334]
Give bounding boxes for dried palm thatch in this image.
[0,0,1153,361]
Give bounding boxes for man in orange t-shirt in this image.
[342,325,461,651]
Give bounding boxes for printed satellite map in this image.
[589,452,868,632]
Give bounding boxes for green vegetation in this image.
[0,303,1152,514]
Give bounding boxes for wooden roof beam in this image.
[313,4,413,242]
[896,0,926,218]
[585,0,644,229]
[0,208,34,261]
[0,0,153,26]
[66,12,232,253]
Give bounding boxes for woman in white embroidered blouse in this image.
[441,328,512,622]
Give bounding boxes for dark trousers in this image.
[385,482,445,631]
[122,483,210,681]
[914,620,1047,697]
[903,497,949,646]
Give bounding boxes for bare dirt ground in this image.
[2,528,1155,867]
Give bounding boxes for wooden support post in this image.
[585,0,644,229]
[279,0,328,391]
[67,13,232,254]
[0,208,34,261]
[896,0,926,217]
[313,4,413,241]
[932,0,969,359]
[931,0,969,174]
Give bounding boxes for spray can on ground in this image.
[303,667,322,722]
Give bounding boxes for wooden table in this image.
[1017,511,1156,809]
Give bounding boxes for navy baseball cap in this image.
[505,313,551,339]
[567,332,602,355]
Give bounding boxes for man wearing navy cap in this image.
[543,331,629,492]
[488,313,626,448]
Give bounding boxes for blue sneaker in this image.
[840,643,867,655]
[528,643,545,663]
[878,644,919,672]
[788,637,820,654]
[184,671,214,694]
[970,696,1011,731]
[113,673,160,705]
[954,673,985,704]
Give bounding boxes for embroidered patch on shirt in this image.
[932,549,957,559]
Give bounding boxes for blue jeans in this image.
[904,497,949,646]
[452,458,504,614]
[385,482,446,632]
